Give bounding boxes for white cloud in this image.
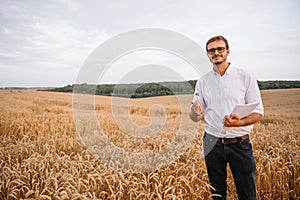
[0,52,18,58]
[56,0,80,12]
[1,26,11,34]
[100,50,204,84]
[6,21,109,69]
[0,0,299,87]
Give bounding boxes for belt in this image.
[205,132,249,144]
[218,134,249,144]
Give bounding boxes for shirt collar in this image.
[224,62,232,75]
[212,62,232,76]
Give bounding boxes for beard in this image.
[212,55,226,65]
[213,61,224,65]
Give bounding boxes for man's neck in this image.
[214,62,230,76]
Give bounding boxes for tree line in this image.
[41,80,300,98]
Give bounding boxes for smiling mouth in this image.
[213,55,222,59]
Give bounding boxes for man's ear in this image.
[226,49,230,56]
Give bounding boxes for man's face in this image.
[206,40,230,65]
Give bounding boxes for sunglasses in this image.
[207,47,227,55]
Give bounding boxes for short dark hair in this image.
[206,35,229,51]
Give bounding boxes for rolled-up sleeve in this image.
[193,78,207,110]
[245,73,264,116]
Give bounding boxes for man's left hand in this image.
[224,113,242,127]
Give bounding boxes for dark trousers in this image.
[203,133,257,200]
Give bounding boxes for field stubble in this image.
[0,89,299,199]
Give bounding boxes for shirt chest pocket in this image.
[225,83,247,104]
[202,84,225,108]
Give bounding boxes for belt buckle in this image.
[221,138,229,144]
[222,138,237,144]
[221,138,225,144]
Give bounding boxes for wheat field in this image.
[0,89,299,199]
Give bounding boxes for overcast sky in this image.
[0,0,299,87]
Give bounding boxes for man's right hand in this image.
[189,99,203,122]
[191,99,202,116]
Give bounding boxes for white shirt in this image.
[193,64,264,138]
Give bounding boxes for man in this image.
[189,35,264,200]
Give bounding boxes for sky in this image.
[0,0,300,87]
